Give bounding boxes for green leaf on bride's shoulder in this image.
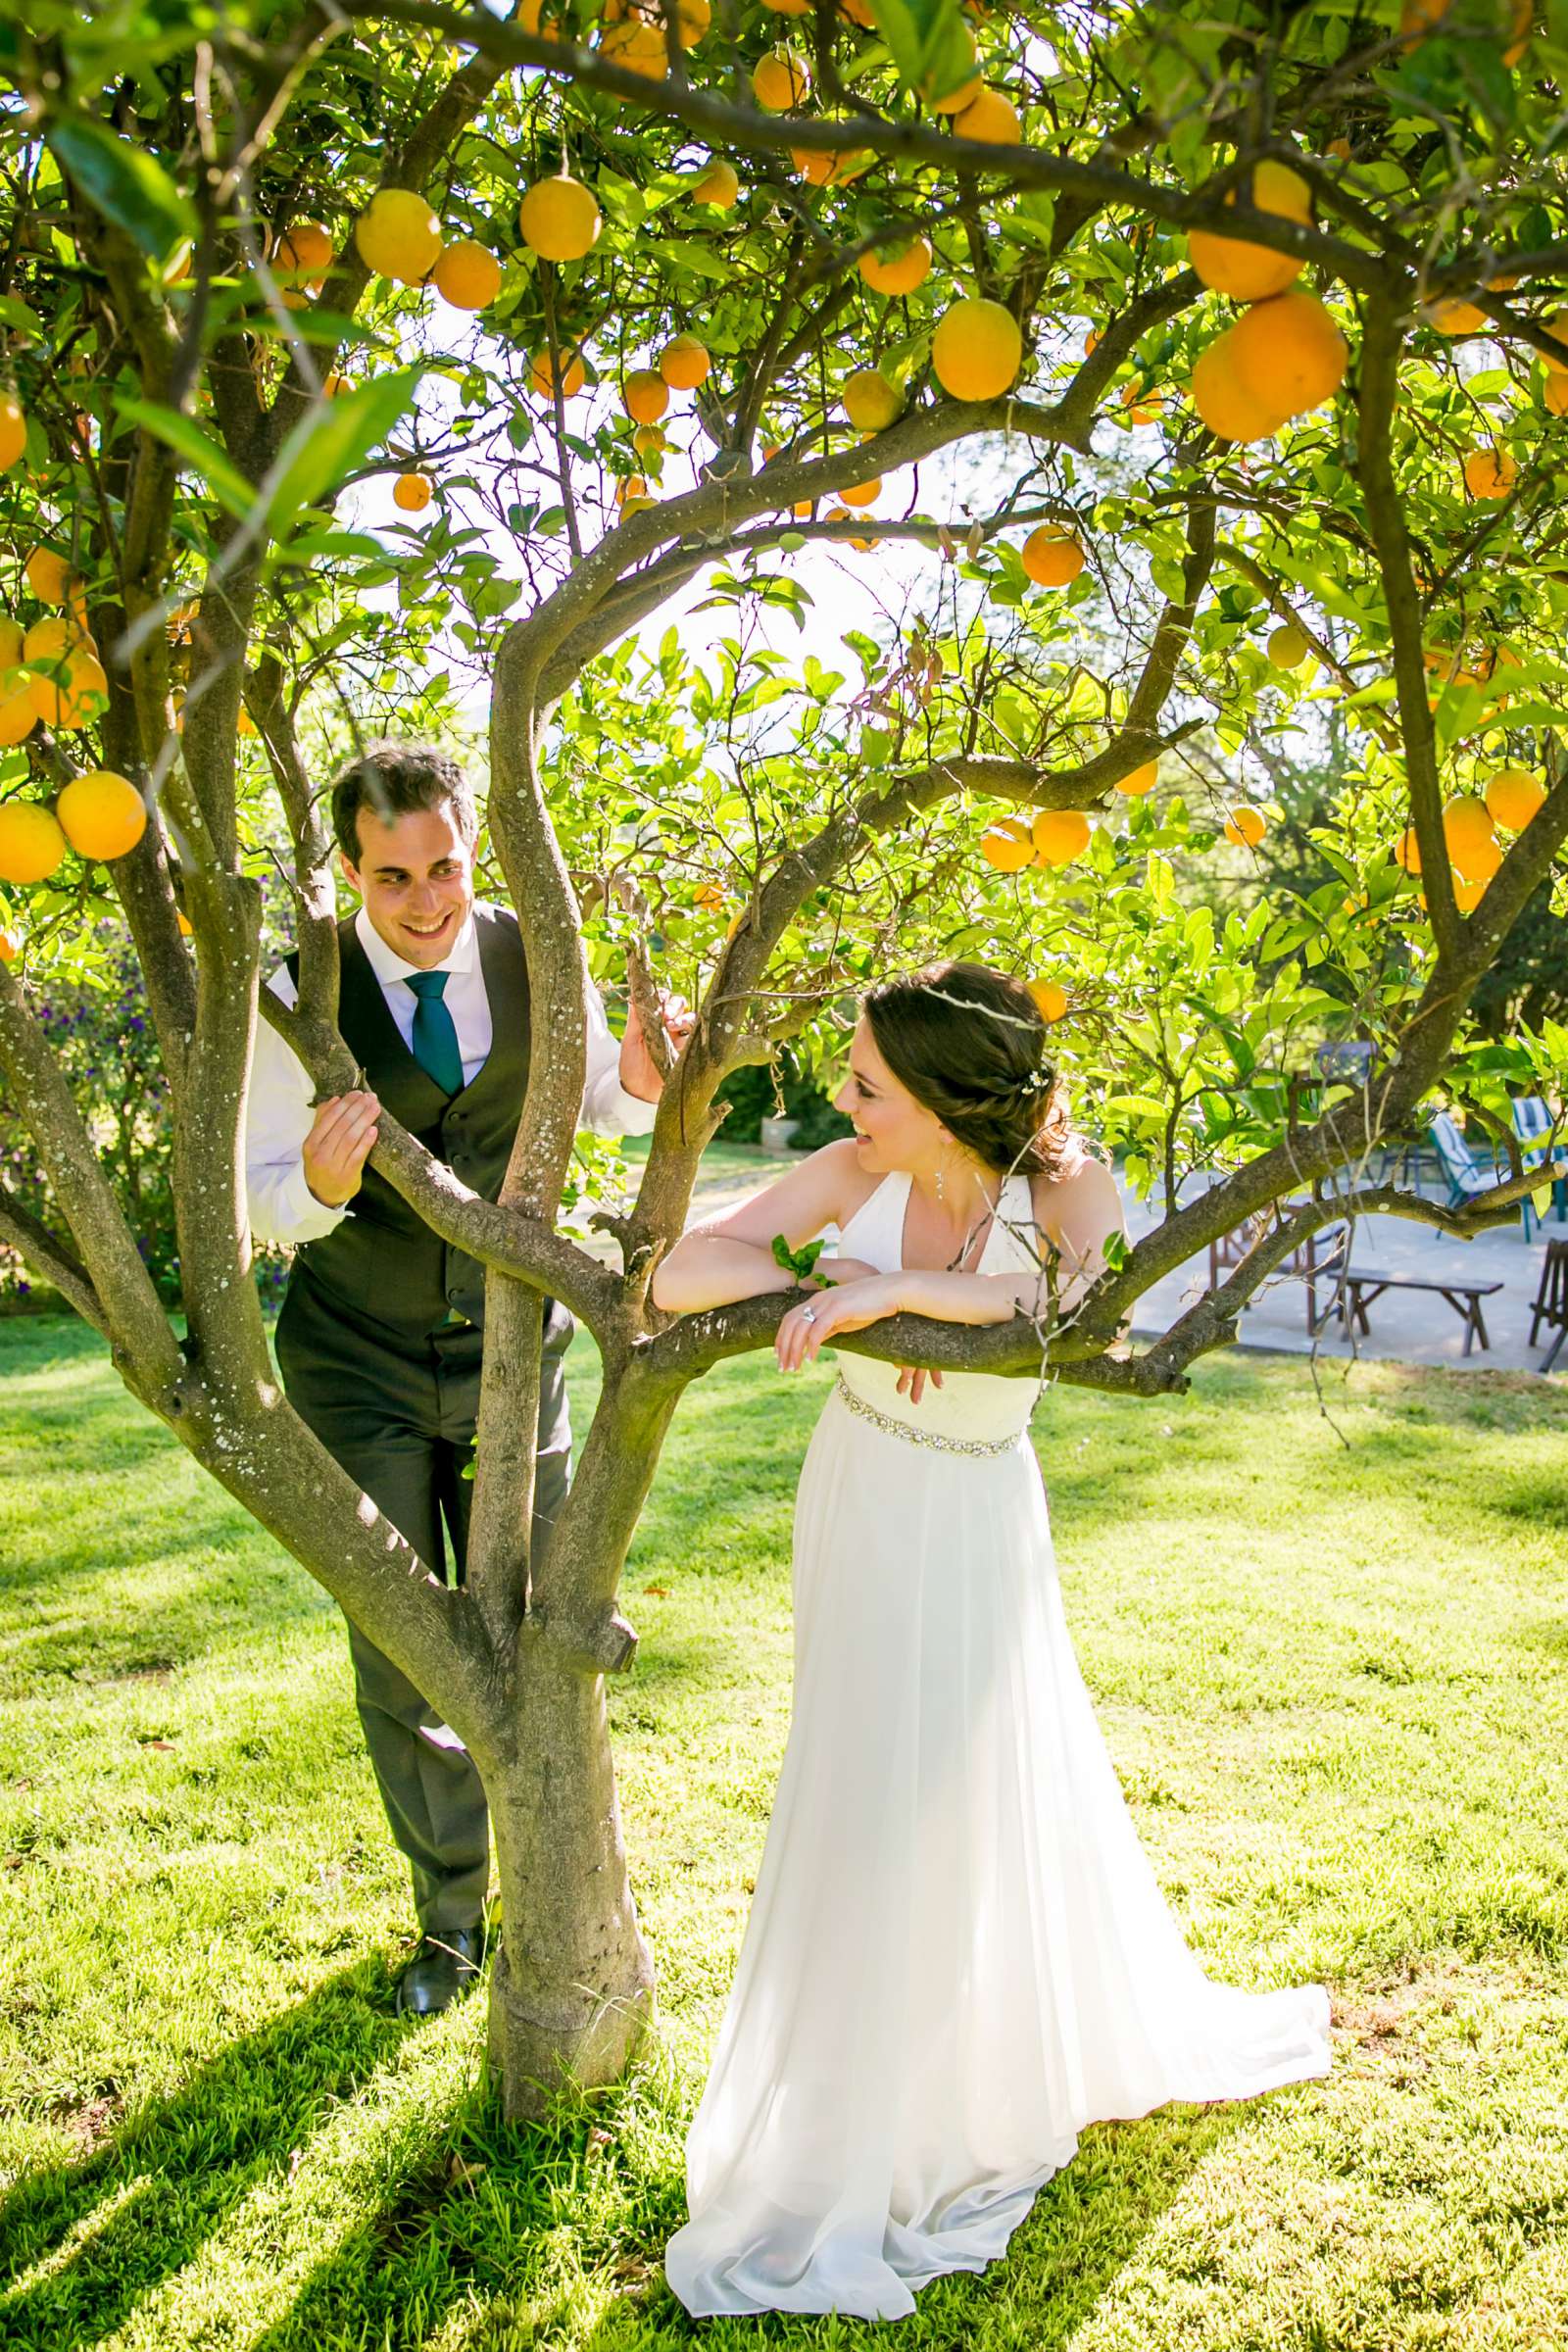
[772,1234,835,1286]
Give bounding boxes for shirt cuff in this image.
[590,1074,661,1137]
[272,1160,351,1246]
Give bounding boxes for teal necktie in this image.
[404,969,464,1097]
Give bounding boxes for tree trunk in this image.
[485,1634,657,2119]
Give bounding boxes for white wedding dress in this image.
[664,1168,1332,2322]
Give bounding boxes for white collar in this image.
[354,900,479,987]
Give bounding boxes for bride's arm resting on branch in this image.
[774,1156,1130,1374]
[650,1138,881,1312]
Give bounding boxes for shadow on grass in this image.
[0,1961,409,2352]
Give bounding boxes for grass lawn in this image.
[2,1316,1568,2349]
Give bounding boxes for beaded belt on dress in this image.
[832,1373,1022,1457]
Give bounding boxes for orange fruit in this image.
[0,927,19,960]
[0,618,21,668]
[529,345,586,398]
[1021,527,1085,587]
[1031,808,1091,866]
[1122,383,1164,424]
[23,614,95,664]
[859,237,933,297]
[32,651,107,730]
[0,802,68,881]
[624,368,670,424]
[276,220,333,278]
[791,142,870,187]
[0,669,39,747]
[1452,870,1490,913]
[1394,826,1422,874]
[843,368,902,430]
[1226,287,1348,421]
[1427,296,1487,334]
[1545,372,1568,417]
[661,333,710,388]
[1191,337,1286,442]
[1115,759,1158,797]
[980,818,1034,872]
[673,0,710,41]
[841,475,880,508]
[354,188,442,282]
[762,0,811,11]
[1188,160,1312,302]
[615,473,648,504]
[1485,766,1544,828]
[56,769,147,860]
[1326,135,1352,160]
[1463,447,1516,499]
[691,160,739,208]
[433,240,502,310]
[321,368,353,398]
[393,472,433,512]
[24,547,81,607]
[631,422,666,458]
[600,17,667,77]
[932,297,1022,400]
[1442,797,1501,879]
[951,88,1023,144]
[1540,311,1568,373]
[518,174,602,263]
[1224,806,1266,847]
[932,75,983,117]
[753,47,810,109]
[0,394,24,471]
[1084,326,1101,357]
[1027,977,1068,1021]
[1268,621,1310,668]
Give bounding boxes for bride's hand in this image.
[895,1364,944,1405]
[775,1274,906,1373]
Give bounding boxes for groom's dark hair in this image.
[329,740,478,862]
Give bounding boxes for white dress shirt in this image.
[245,901,658,1248]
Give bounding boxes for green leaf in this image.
[772,1233,833,1285]
[116,396,256,520]
[870,0,973,97]
[47,118,195,262]
[266,369,421,545]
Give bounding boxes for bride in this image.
[652,960,1332,2322]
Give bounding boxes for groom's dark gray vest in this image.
[281,903,566,1350]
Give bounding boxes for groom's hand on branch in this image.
[303,1090,381,1207]
[619,989,696,1102]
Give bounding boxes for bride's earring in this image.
[935,1136,953,1204]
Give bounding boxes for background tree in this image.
[0,0,1565,2115]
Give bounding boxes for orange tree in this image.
[0,0,1566,2113]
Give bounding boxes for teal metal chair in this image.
[1508,1097,1568,1243]
[1428,1110,1494,1242]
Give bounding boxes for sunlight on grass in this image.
[2,1317,1567,2347]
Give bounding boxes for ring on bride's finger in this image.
[800,1305,816,1323]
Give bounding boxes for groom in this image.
[246,740,681,2015]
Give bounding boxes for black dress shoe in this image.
[394,1923,487,2018]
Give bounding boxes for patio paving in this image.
[1124,1170,1566,1378]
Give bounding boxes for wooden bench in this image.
[1309,1267,1504,1357]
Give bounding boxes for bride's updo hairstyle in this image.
[862,960,1088,1181]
